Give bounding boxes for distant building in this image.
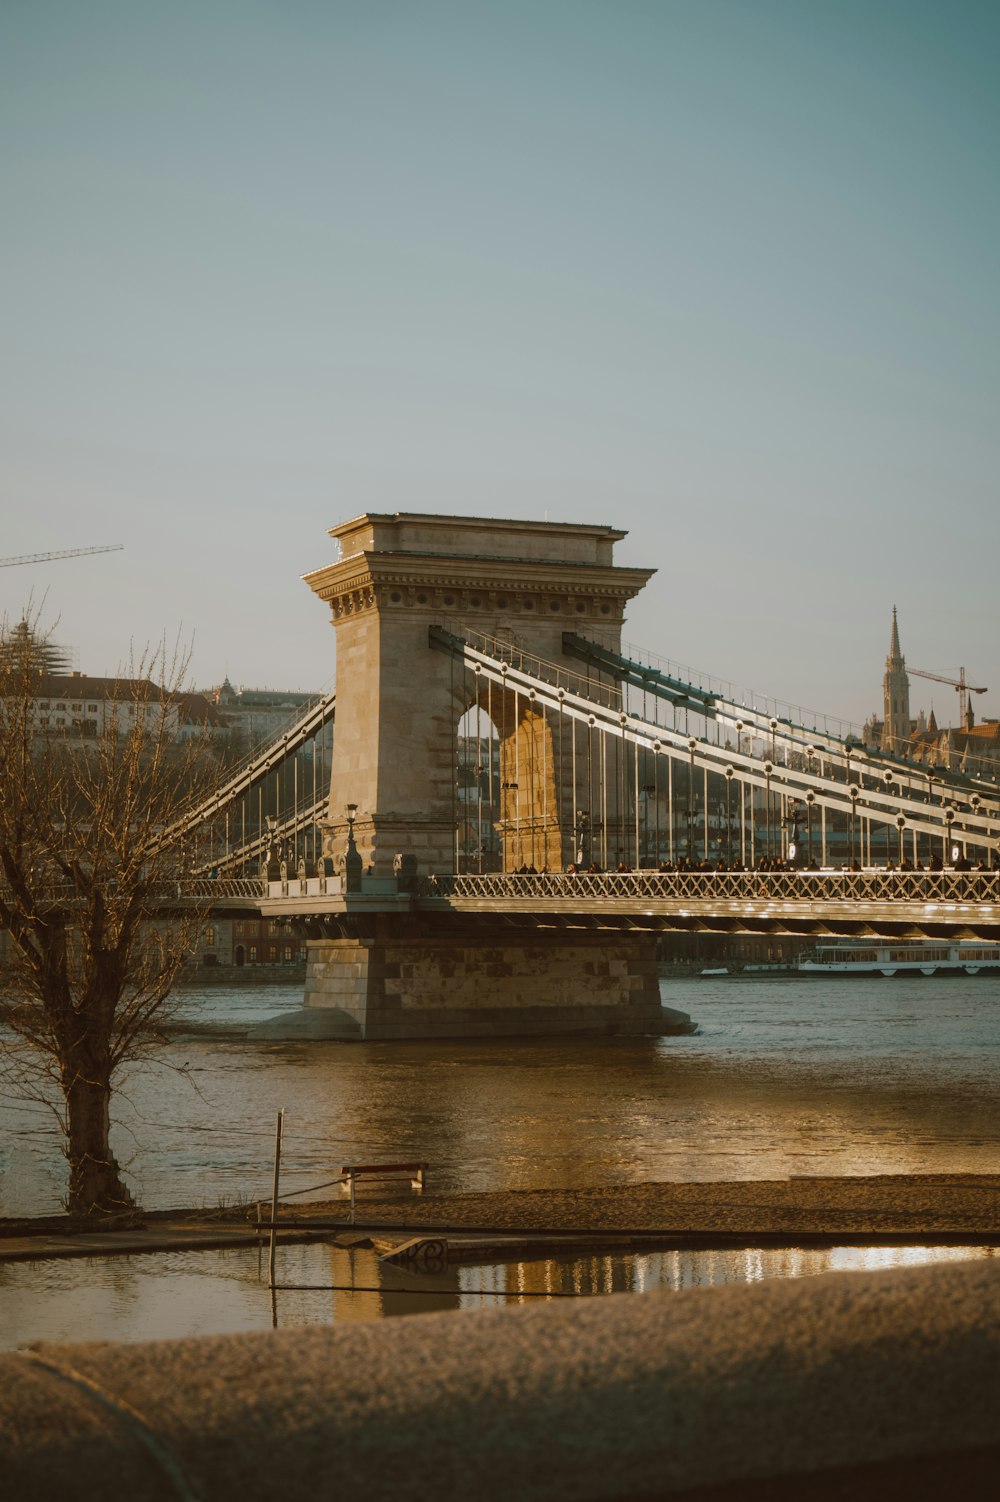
[880,607,910,755]
[862,609,998,780]
[207,678,320,753]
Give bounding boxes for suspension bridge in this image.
[173,511,999,1038]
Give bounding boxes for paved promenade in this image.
[3,1174,998,1262]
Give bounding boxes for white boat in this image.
[797,941,1000,977]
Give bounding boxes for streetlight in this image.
[724,766,735,865]
[896,815,906,866]
[575,809,590,867]
[883,769,895,865]
[344,802,362,892]
[763,761,774,861]
[945,806,957,866]
[806,790,816,866]
[641,783,656,865]
[971,794,982,864]
[849,784,860,868]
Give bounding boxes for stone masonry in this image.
[304,512,653,877]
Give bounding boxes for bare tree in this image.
[0,623,221,1217]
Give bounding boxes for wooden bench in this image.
[340,1162,428,1222]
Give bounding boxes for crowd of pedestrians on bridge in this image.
[553,853,999,875]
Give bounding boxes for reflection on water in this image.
[0,1240,994,1351]
[1,973,999,1217]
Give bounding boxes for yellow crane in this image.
[0,545,124,568]
[910,665,988,726]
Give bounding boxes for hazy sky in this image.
[3,1,997,727]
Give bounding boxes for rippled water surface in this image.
[2,971,997,1348]
[2,972,998,1218]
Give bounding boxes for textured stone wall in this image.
[4,1259,999,1500]
[305,512,653,877]
[302,917,665,1039]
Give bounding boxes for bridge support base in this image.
[294,917,670,1040]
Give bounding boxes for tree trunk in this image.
[65,1071,134,1217]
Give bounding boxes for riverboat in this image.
[797,941,1000,977]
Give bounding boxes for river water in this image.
[4,971,998,1216]
[1,972,997,1348]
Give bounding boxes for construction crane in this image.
[0,545,124,568]
[910,665,988,726]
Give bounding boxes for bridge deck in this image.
[247,869,1000,940]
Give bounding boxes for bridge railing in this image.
[180,877,267,899]
[422,868,1000,905]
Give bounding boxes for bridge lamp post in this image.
[769,717,779,766]
[848,785,860,868]
[970,794,982,863]
[896,815,906,866]
[763,761,774,862]
[344,802,362,893]
[945,806,957,867]
[575,809,590,868]
[785,805,802,868]
[806,790,816,866]
[641,784,656,864]
[724,766,735,865]
[883,770,895,865]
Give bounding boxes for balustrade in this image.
[423,868,1000,905]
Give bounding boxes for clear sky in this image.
[2,1,997,727]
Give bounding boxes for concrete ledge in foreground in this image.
[2,1258,998,1501]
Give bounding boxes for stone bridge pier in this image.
[297,511,666,1038]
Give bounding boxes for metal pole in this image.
[571,712,578,864]
[634,739,640,866]
[594,729,603,871]
[268,1108,284,1291]
[703,765,709,862]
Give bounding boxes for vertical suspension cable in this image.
[528,697,536,870]
[567,699,576,859]
[633,737,640,867]
[476,667,483,874]
[556,693,564,870]
[586,717,594,865]
[450,646,458,874]
[542,698,548,869]
[703,765,709,862]
[594,729,603,871]
[514,685,521,868]
[488,674,495,871]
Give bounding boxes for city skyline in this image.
[3,1,997,726]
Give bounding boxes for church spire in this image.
[881,606,910,754]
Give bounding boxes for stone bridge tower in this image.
[305,513,654,876]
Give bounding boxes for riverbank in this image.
[2,1174,998,1261]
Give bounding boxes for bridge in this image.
[175,511,999,1039]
